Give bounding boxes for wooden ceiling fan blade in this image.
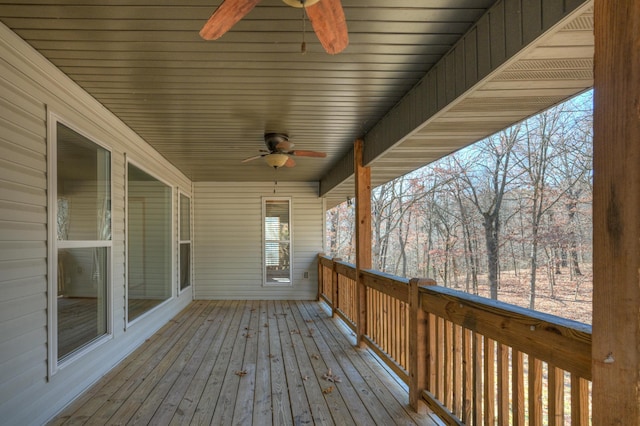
[200,0,262,40]
[284,157,296,167]
[241,154,264,163]
[290,150,327,158]
[306,0,348,54]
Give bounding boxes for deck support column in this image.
[331,257,341,318]
[317,253,324,301]
[354,139,371,347]
[592,0,640,423]
[409,278,436,412]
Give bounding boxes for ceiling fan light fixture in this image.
[264,153,289,168]
[282,0,321,8]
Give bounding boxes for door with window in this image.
[263,198,291,286]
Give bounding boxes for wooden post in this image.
[354,139,371,347]
[317,253,324,301]
[409,277,436,412]
[331,257,341,318]
[592,1,640,423]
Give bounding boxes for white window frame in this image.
[262,197,293,287]
[124,158,175,327]
[46,111,113,379]
[178,190,192,295]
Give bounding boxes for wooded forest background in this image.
[325,90,593,324]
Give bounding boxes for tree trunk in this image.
[484,216,499,300]
[529,238,538,310]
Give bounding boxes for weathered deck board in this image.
[50,300,441,425]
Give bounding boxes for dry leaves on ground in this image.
[322,368,342,383]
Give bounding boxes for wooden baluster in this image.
[473,332,483,425]
[497,343,509,424]
[548,364,564,426]
[512,350,525,426]
[436,317,445,401]
[483,337,495,426]
[444,320,453,409]
[571,375,589,426]
[528,357,543,426]
[462,328,473,424]
[452,324,462,418]
[408,277,435,412]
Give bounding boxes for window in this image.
[179,193,191,292]
[127,163,172,322]
[263,198,291,285]
[48,119,111,372]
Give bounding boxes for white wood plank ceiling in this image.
[0,0,593,206]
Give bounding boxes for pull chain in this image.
[273,166,278,193]
[301,3,307,54]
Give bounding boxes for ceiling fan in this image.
[242,133,327,168]
[199,0,349,54]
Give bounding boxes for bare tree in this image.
[452,126,522,299]
[518,101,586,309]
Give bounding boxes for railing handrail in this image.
[360,268,410,303]
[318,255,592,425]
[419,285,592,379]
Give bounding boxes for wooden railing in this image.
[317,254,592,425]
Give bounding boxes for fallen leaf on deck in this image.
[322,386,334,394]
[290,329,300,335]
[305,319,313,323]
[235,370,247,377]
[263,323,269,327]
[322,368,342,383]
[311,354,320,360]
[307,329,315,337]
[302,375,309,381]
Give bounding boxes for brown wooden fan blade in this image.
[241,154,264,163]
[284,157,296,167]
[306,0,348,54]
[290,150,327,158]
[200,0,262,40]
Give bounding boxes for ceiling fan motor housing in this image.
[282,0,321,8]
[264,133,290,152]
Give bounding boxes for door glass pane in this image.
[180,243,191,290]
[57,247,108,359]
[180,194,190,241]
[127,164,172,321]
[179,194,191,291]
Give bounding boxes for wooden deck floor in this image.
[49,300,441,425]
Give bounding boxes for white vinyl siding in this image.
[0,23,192,425]
[194,182,322,300]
